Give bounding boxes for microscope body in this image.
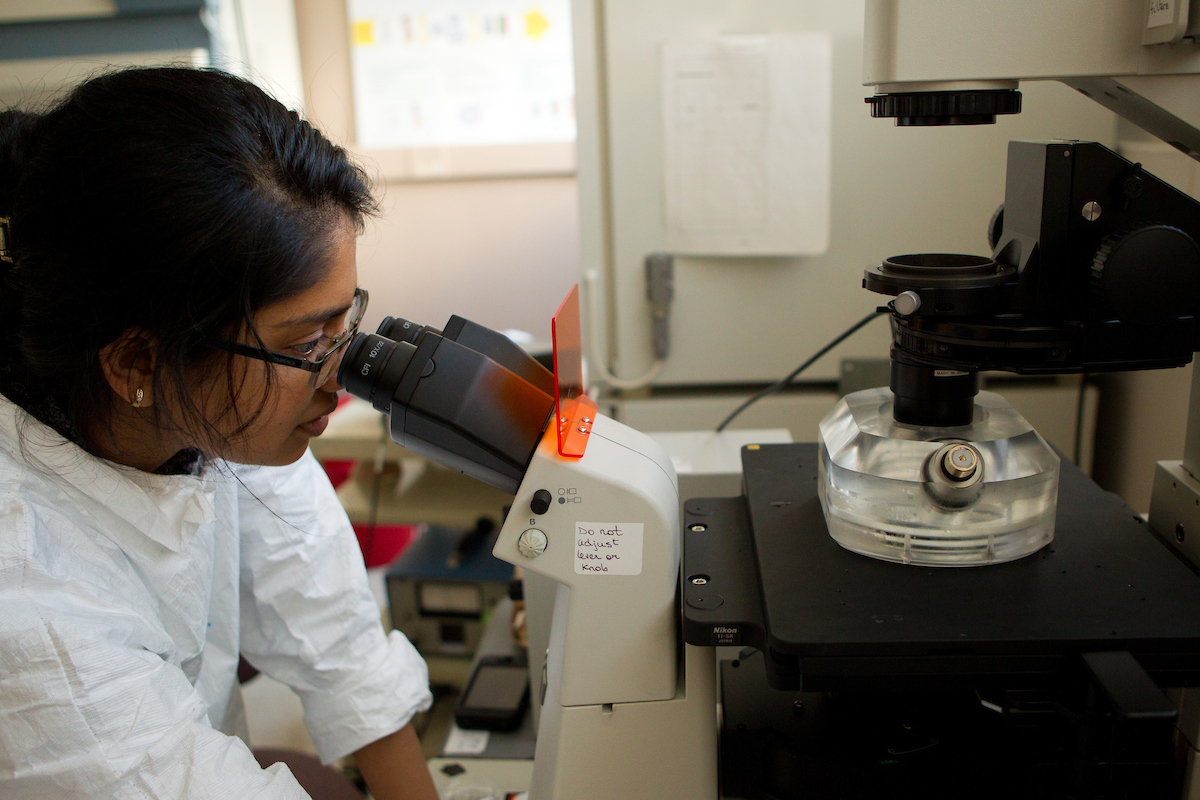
[338,320,717,799]
[494,416,717,800]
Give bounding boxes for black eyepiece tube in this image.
[338,323,556,495]
[377,316,442,345]
[339,333,418,412]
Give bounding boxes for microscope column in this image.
[493,416,718,799]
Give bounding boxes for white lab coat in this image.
[0,395,432,798]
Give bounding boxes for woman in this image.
[0,68,437,799]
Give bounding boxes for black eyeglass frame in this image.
[210,287,368,386]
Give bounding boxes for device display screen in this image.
[418,582,482,615]
[463,665,529,711]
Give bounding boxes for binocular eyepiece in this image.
[337,315,556,495]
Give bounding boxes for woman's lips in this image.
[298,413,331,437]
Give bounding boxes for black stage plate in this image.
[683,444,1200,687]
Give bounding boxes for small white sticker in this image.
[444,723,489,755]
[1148,0,1176,28]
[574,522,644,575]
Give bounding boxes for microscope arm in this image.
[863,0,1200,157]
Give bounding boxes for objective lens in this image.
[338,332,418,411]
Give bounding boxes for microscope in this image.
[822,138,1200,567]
[682,3,1200,797]
[338,289,717,799]
[819,0,1200,571]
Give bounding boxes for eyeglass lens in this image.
[307,290,366,387]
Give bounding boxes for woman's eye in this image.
[290,338,322,357]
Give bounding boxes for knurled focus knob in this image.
[1091,225,1200,325]
[530,489,552,515]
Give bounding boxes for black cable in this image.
[715,308,889,432]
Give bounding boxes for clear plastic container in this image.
[818,388,1059,567]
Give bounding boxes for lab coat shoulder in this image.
[0,496,310,799]
[0,467,309,798]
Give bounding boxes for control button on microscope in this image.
[530,489,552,515]
[517,528,548,559]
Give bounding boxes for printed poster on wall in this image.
[662,34,832,256]
[348,0,577,150]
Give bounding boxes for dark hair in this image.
[0,67,376,456]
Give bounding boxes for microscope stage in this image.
[683,444,1200,689]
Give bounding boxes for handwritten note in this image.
[574,522,644,576]
[1148,0,1176,28]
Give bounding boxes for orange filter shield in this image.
[552,284,599,458]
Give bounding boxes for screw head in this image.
[691,576,708,585]
[1082,201,1102,222]
[942,445,979,480]
[689,524,707,532]
[578,426,589,433]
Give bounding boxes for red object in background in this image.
[322,459,355,489]
[353,523,418,568]
[323,392,417,567]
[321,393,360,490]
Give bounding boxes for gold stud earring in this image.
[132,388,144,408]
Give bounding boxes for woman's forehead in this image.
[259,226,358,329]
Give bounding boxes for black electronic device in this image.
[454,655,531,732]
[338,317,555,494]
[862,141,1200,425]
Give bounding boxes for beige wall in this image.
[357,176,581,338]
[294,0,582,341]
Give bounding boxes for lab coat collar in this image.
[0,395,216,553]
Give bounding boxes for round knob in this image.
[517,529,548,559]
[530,489,552,515]
[893,290,922,316]
[1091,225,1200,325]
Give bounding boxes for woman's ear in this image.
[99,330,157,408]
